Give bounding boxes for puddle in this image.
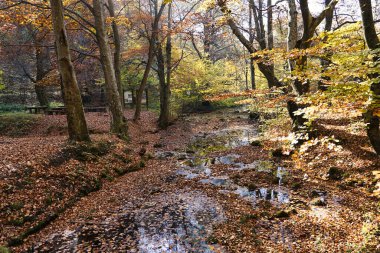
[136,192,225,252]
[31,192,225,252]
[199,176,230,186]
[188,126,258,154]
[234,187,290,205]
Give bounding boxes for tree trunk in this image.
[267,0,273,50]
[359,0,380,155]
[158,3,172,129]
[134,41,154,120]
[291,0,338,95]
[107,0,123,108]
[248,2,255,89]
[93,0,128,137]
[49,0,90,142]
[287,0,297,72]
[35,45,50,106]
[134,2,166,121]
[318,0,334,91]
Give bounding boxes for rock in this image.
[156,151,176,159]
[249,111,260,121]
[273,210,290,218]
[270,148,284,157]
[310,189,327,198]
[250,140,262,147]
[310,197,327,206]
[153,143,164,148]
[327,167,343,180]
[246,183,257,191]
[138,148,147,157]
[176,153,188,160]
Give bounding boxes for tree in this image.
[157,2,172,129]
[359,0,380,155]
[217,0,283,88]
[107,0,123,108]
[290,0,339,95]
[49,0,90,142]
[134,1,166,121]
[93,0,128,137]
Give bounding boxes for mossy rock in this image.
[240,213,258,224]
[310,197,327,206]
[250,140,262,147]
[327,167,344,180]
[273,210,290,219]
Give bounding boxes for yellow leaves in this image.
[373,108,380,117]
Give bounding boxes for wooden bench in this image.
[26,106,48,114]
[45,107,66,115]
[45,106,107,115]
[84,106,107,113]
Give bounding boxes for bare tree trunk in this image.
[93,0,128,137]
[359,0,380,155]
[35,46,50,106]
[49,0,90,142]
[318,0,334,91]
[158,3,172,129]
[248,2,255,89]
[267,0,274,50]
[134,2,166,120]
[107,0,123,108]
[287,0,297,72]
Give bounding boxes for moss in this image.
[291,181,302,190]
[240,213,258,224]
[50,141,113,166]
[273,210,290,219]
[113,153,132,164]
[8,218,25,226]
[8,202,24,211]
[0,246,10,253]
[0,113,39,137]
[206,236,219,244]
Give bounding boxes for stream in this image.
[30,109,294,252]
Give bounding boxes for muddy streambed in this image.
[29,110,296,252]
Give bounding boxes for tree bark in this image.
[35,45,50,106]
[267,0,274,50]
[107,0,123,108]
[248,2,255,89]
[93,0,128,137]
[318,0,334,91]
[158,3,172,129]
[359,0,380,155]
[49,0,90,142]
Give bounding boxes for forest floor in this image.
[1,108,379,252]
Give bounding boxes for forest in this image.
[0,0,380,252]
